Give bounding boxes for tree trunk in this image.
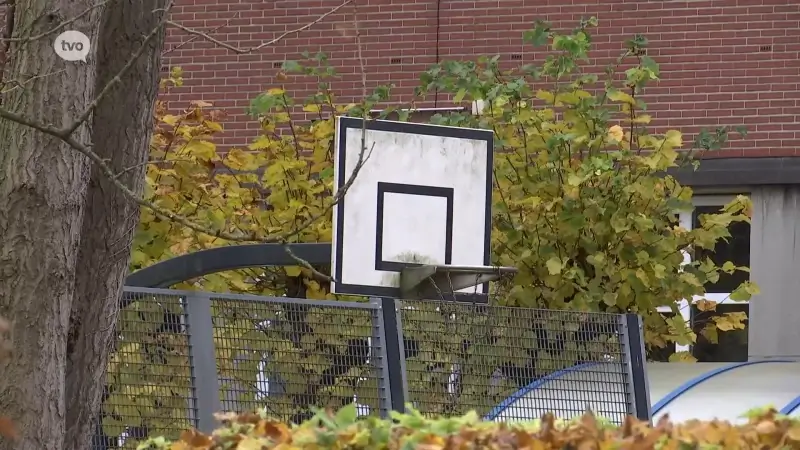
[0,1,100,449]
[64,1,168,449]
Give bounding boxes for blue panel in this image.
[652,360,794,415]
[780,395,800,415]
[483,362,599,421]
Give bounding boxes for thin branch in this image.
[162,11,239,56]
[112,158,195,180]
[0,104,249,241]
[166,0,354,54]
[0,0,373,282]
[280,3,372,280]
[1,69,66,94]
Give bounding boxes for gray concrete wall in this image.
[749,186,800,360]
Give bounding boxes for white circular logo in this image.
[54,30,90,62]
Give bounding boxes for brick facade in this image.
[162,0,800,156]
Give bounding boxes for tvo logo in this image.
[54,30,90,62]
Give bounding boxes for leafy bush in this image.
[415,19,754,361]
[137,404,800,449]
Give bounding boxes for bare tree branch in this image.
[2,69,66,94]
[280,2,375,281]
[162,11,239,56]
[0,0,374,282]
[166,0,354,54]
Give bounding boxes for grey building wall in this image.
[749,186,800,360]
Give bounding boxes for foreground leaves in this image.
[136,404,800,450]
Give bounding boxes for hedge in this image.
[136,404,800,449]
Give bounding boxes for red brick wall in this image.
[162,0,800,157]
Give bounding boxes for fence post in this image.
[621,313,651,422]
[374,297,408,414]
[184,292,222,433]
[370,299,392,418]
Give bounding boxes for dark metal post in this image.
[184,293,222,432]
[375,297,408,414]
[622,313,651,422]
[370,299,392,418]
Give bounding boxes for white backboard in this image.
[331,117,493,299]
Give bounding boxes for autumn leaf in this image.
[694,298,717,312]
[0,417,17,440]
[184,140,217,161]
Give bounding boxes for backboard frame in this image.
[331,116,494,301]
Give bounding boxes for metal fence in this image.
[92,287,649,449]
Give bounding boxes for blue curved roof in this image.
[651,360,791,415]
[486,359,796,421]
[780,395,800,415]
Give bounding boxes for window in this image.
[656,195,751,361]
[691,303,749,362]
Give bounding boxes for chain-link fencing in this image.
[399,299,634,423]
[92,287,649,449]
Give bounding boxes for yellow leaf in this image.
[545,257,563,275]
[184,140,217,161]
[417,435,446,450]
[303,103,322,113]
[207,210,226,232]
[267,87,286,96]
[224,148,260,171]
[714,311,748,331]
[535,90,556,104]
[237,436,270,450]
[664,129,683,148]
[668,351,697,362]
[285,266,302,277]
[694,298,717,312]
[249,136,273,151]
[566,173,584,186]
[204,120,223,132]
[161,114,180,126]
[335,103,357,113]
[191,100,213,108]
[715,317,735,331]
[607,89,636,105]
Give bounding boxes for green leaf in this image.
[454,88,467,103]
[522,21,551,47]
[721,261,737,274]
[320,167,334,179]
[729,281,760,301]
[281,60,303,73]
[334,403,358,427]
[545,257,563,275]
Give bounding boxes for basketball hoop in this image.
[399,264,518,300]
[330,117,502,301]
